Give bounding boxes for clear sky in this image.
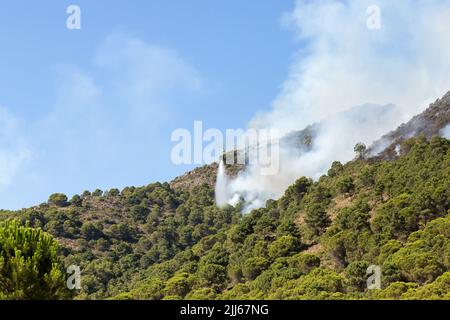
[2,0,450,210]
[0,1,295,209]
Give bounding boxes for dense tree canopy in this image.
[0,136,448,300]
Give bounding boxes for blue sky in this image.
[0,1,295,209]
[2,0,450,210]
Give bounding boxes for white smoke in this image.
[441,124,450,139]
[221,104,402,212]
[215,0,450,213]
[251,0,450,133]
[0,107,31,190]
[227,147,302,212]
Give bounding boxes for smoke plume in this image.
[216,0,450,213]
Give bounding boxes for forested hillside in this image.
[1,134,449,299]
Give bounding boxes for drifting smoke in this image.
[0,107,31,190]
[217,104,403,212]
[215,0,450,213]
[441,124,450,139]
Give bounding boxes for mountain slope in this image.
[168,94,449,195]
[0,94,449,300]
[120,134,450,300]
[370,91,450,159]
[168,103,401,192]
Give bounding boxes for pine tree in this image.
[0,220,69,299]
[305,203,331,236]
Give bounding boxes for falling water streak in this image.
[215,159,229,207]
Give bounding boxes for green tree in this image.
[70,194,82,207]
[48,193,68,207]
[242,257,270,280]
[80,222,103,240]
[344,260,371,292]
[108,223,136,242]
[354,142,367,159]
[327,161,344,177]
[337,176,355,195]
[288,253,321,274]
[335,199,371,231]
[196,264,227,289]
[92,189,103,197]
[268,235,302,259]
[108,188,120,197]
[185,287,217,300]
[305,203,331,236]
[164,272,192,298]
[131,205,150,222]
[0,220,69,299]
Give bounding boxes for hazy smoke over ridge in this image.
[0,107,31,190]
[216,0,450,212]
[441,124,450,139]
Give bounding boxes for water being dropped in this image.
[215,159,229,207]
